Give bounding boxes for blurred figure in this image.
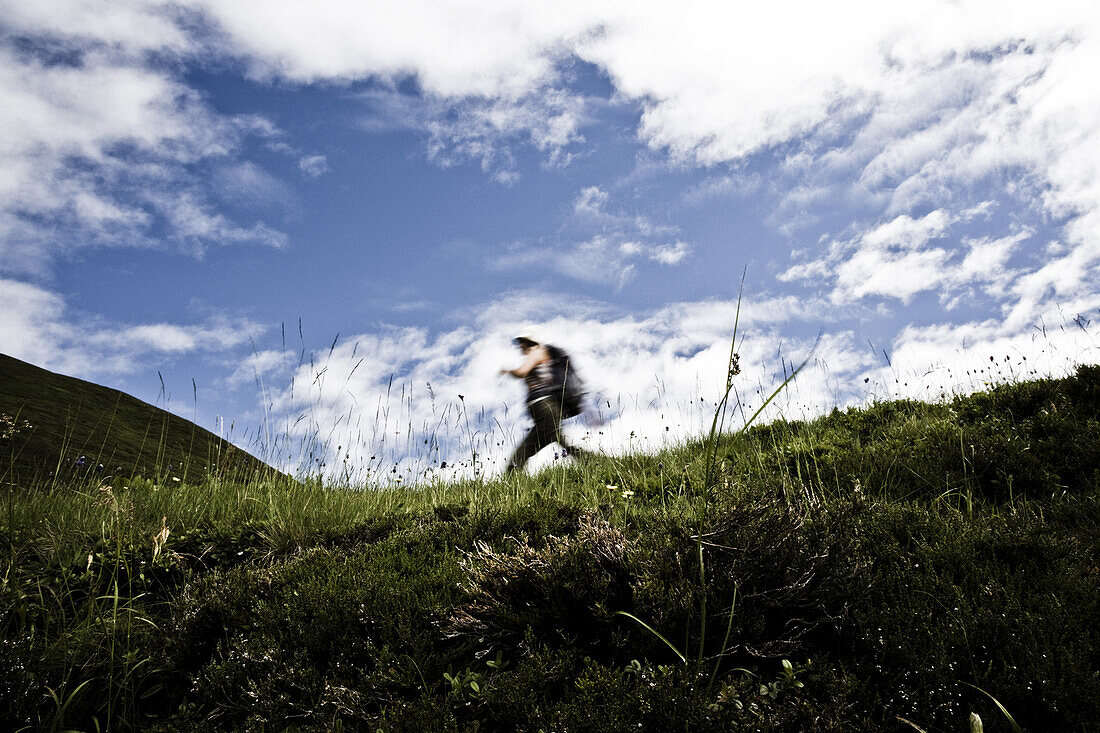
[501,333,593,473]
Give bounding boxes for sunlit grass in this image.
[2,354,1099,730]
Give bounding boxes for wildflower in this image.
[152,516,170,561]
[94,485,115,509]
[621,489,634,499]
[606,483,618,491]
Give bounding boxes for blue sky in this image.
[3,1,1100,479]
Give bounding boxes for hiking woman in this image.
[501,334,591,473]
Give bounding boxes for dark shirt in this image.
[524,348,558,404]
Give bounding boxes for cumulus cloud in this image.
[485,184,692,286]
[0,4,289,276]
[753,4,1100,332]
[297,154,329,178]
[188,0,601,95]
[1,0,189,55]
[194,0,1100,330]
[780,209,1035,309]
[491,237,690,288]
[682,173,761,207]
[492,237,631,286]
[355,85,587,183]
[860,311,1100,405]
[9,1,1100,293]
[0,278,263,385]
[225,349,295,389]
[650,241,691,265]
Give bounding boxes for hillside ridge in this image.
[0,352,278,486]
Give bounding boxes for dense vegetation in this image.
[0,353,277,486]
[2,364,1098,731]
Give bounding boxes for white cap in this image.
[513,326,544,345]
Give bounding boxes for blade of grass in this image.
[963,682,1023,733]
[614,611,688,666]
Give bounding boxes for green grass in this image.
[1,364,1098,731]
[1,353,280,487]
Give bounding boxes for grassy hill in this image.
[1,364,1098,731]
[0,353,279,487]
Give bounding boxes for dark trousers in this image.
[506,398,592,473]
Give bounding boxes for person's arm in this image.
[501,345,549,378]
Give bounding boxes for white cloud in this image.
[780,210,1035,307]
[486,184,692,285]
[955,230,1030,296]
[491,234,691,287]
[650,241,691,265]
[682,174,761,207]
[574,186,611,217]
[832,211,955,303]
[0,7,289,275]
[0,277,261,381]
[225,349,295,389]
[298,154,329,178]
[758,7,1100,330]
[491,237,630,286]
[355,85,587,182]
[861,312,1100,404]
[189,0,600,96]
[214,162,296,209]
[0,0,189,55]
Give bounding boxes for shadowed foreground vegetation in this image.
[2,365,1099,731]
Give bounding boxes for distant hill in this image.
[0,353,281,487]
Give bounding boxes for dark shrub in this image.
[445,512,633,652]
[630,501,853,667]
[834,502,1100,730]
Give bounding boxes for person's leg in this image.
[506,401,555,473]
[506,426,540,473]
[557,433,595,463]
[542,399,595,463]
[540,400,594,463]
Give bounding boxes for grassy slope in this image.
[0,353,278,486]
[1,366,1098,731]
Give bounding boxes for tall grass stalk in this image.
[612,280,817,677]
[691,278,814,671]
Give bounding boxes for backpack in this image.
[545,344,585,418]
